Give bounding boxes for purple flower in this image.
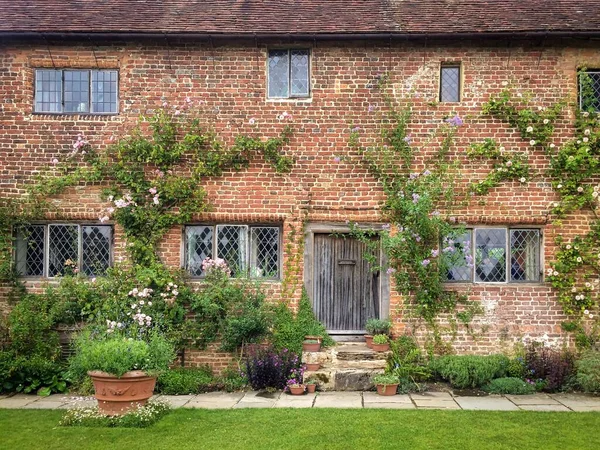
[403,135,412,144]
[409,173,419,180]
[423,169,431,176]
[387,267,396,274]
[431,249,439,257]
[382,224,390,230]
[446,115,463,127]
[351,126,361,132]
[368,104,376,112]
[333,156,341,163]
[412,193,420,204]
[421,259,431,267]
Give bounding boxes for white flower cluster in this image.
[201,257,231,276]
[128,287,154,327]
[60,399,171,427]
[160,282,179,306]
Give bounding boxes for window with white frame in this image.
[185,225,280,279]
[443,228,541,283]
[267,49,310,99]
[15,224,112,277]
[34,69,118,114]
[579,69,600,112]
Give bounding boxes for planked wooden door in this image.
[313,234,380,333]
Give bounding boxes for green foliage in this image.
[431,354,509,389]
[575,350,600,393]
[215,367,248,392]
[69,330,175,378]
[365,318,392,335]
[60,399,171,428]
[373,334,389,345]
[0,352,67,396]
[372,373,400,385]
[483,377,537,395]
[271,288,334,354]
[506,356,528,379]
[386,336,431,393]
[156,367,214,395]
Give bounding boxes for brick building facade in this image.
[2,1,600,369]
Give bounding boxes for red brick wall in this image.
[2,38,599,365]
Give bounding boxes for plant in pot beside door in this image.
[302,339,321,352]
[69,323,174,416]
[365,319,392,349]
[373,373,400,396]
[371,334,391,352]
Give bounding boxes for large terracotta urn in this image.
[88,370,156,416]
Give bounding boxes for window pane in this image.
[440,66,460,102]
[475,229,506,282]
[443,231,473,281]
[580,70,600,112]
[290,50,309,96]
[16,225,45,276]
[185,226,214,276]
[510,230,540,282]
[48,225,79,277]
[64,70,89,113]
[82,226,111,276]
[35,70,62,112]
[216,225,247,275]
[268,50,289,98]
[91,70,118,113]
[250,227,280,278]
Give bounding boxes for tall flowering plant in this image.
[244,347,303,391]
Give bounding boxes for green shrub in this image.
[216,367,247,392]
[506,356,528,379]
[576,350,600,393]
[483,377,537,395]
[156,367,214,395]
[431,354,510,389]
[387,336,431,393]
[1,352,67,396]
[365,318,392,335]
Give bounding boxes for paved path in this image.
[1,391,599,411]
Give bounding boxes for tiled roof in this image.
[0,0,599,36]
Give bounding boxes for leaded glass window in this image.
[268,49,310,98]
[510,229,540,282]
[34,69,118,114]
[185,225,280,279]
[440,65,461,103]
[15,224,112,277]
[579,70,600,112]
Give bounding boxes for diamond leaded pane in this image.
[580,70,600,112]
[216,225,247,276]
[186,226,214,276]
[250,227,280,278]
[475,229,507,282]
[48,225,79,277]
[443,231,473,282]
[64,70,89,113]
[16,225,45,276]
[35,69,62,113]
[510,229,540,282]
[290,50,309,96]
[91,70,118,113]
[440,66,460,102]
[82,226,111,276]
[268,50,289,98]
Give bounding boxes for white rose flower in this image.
[526,126,533,132]
[530,140,536,146]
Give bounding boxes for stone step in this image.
[304,368,385,391]
[335,344,390,362]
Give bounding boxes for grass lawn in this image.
[1,408,599,450]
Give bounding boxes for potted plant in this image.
[304,335,323,343]
[69,325,175,416]
[302,339,321,352]
[365,318,392,348]
[286,372,306,395]
[305,378,318,393]
[305,362,321,371]
[371,334,390,352]
[373,373,400,396]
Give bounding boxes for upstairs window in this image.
[185,224,280,279]
[268,49,310,99]
[444,228,541,283]
[579,69,600,112]
[439,64,461,102]
[34,69,118,114]
[16,224,112,277]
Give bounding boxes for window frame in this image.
[439,63,462,103]
[267,48,311,100]
[15,223,113,278]
[33,68,119,115]
[578,69,600,112]
[444,226,543,285]
[183,224,282,280]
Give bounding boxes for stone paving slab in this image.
[184,392,244,409]
[363,392,412,404]
[506,394,560,406]
[411,392,460,409]
[0,394,40,409]
[233,391,280,408]
[274,393,316,408]
[551,394,600,412]
[313,392,362,408]
[518,404,571,412]
[156,395,195,408]
[455,396,519,411]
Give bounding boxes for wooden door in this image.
[313,234,380,333]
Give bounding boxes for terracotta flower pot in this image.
[302,341,321,352]
[376,383,399,396]
[365,335,373,348]
[304,335,322,343]
[88,370,156,416]
[306,384,317,393]
[288,385,306,395]
[372,342,390,352]
[305,363,320,371]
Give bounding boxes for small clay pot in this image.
[302,341,321,352]
[365,335,373,348]
[304,335,323,343]
[305,363,320,371]
[371,342,390,352]
[376,383,398,396]
[288,385,305,395]
[306,384,317,393]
